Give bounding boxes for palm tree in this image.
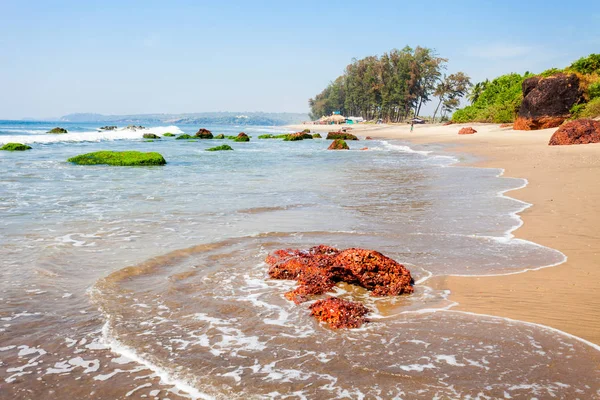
[467,80,488,104]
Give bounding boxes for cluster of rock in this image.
[548,119,600,145]
[126,125,146,131]
[514,73,583,130]
[266,245,413,329]
[284,132,313,141]
[458,127,477,135]
[99,126,117,131]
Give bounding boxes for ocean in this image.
[1,120,598,399]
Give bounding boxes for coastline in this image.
[288,122,600,345]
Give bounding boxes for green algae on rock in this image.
[67,151,166,166]
[328,139,349,150]
[1,143,32,151]
[214,134,225,139]
[206,144,233,151]
[143,133,160,139]
[48,127,68,134]
[176,134,194,140]
[312,133,322,138]
[162,133,176,137]
[234,132,250,142]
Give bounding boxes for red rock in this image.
[309,297,370,329]
[365,136,373,140]
[328,139,349,150]
[548,119,600,145]
[458,127,477,135]
[266,246,413,304]
[360,147,368,151]
[515,73,584,131]
[443,121,454,126]
[195,128,213,139]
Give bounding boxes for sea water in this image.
[0,120,598,399]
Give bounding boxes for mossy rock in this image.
[326,132,358,140]
[195,128,214,139]
[312,133,322,138]
[162,132,176,137]
[283,134,303,141]
[328,139,349,150]
[176,134,194,140]
[144,140,155,142]
[206,144,233,151]
[214,134,225,139]
[48,127,68,134]
[1,142,32,151]
[143,133,160,139]
[234,133,250,142]
[302,129,311,133]
[67,151,166,166]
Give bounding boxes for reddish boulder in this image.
[266,245,414,304]
[458,127,477,135]
[365,136,373,140]
[515,73,584,130]
[548,119,600,145]
[328,139,349,150]
[195,128,213,139]
[309,297,370,329]
[234,132,250,142]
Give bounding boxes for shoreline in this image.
[288,122,600,345]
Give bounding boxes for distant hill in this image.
[59,112,309,126]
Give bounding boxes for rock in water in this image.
[214,134,225,139]
[47,127,67,134]
[176,134,194,140]
[312,133,322,139]
[234,132,250,142]
[514,73,584,130]
[309,297,370,329]
[1,143,32,151]
[205,144,233,151]
[67,151,166,166]
[458,127,477,135]
[548,119,600,145]
[328,139,349,150]
[195,128,213,139]
[142,133,160,139]
[266,246,414,304]
[326,132,359,140]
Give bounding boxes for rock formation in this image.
[1,143,32,151]
[548,119,600,145]
[365,136,373,140]
[142,133,160,139]
[328,139,349,150]
[47,127,67,134]
[234,132,250,142]
[195,128,213,139]
[514,73,584,130]
[67,151,166,166]
[327,132,358,140]
[458,127,477,135]
[309,297,370,329]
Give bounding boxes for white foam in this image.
[0,125,183,144]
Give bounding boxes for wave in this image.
[0,125,184,144]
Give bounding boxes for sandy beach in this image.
[289,122,600,345]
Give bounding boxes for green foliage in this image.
[176,134,194,140]
[569,54,600,75]
[48,127,68,134]
[538,68,564,77]
[577,97,600,118]
[1,142,32,151]
[452,73,530,123]
[67,151,166,166]
[162,132,176,137]
[587,82,600,100]
[309,46,450,122]
[206,144,233,151]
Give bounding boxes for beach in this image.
[290,122,600,345]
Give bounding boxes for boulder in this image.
[309,297,370,329]
[514,73,584,130]
[326,132,358,140]
[458,127,477,135]
[302,128,311,133]
[266,245,414,305]
[176,134,194,140]
[328,139,349,150]
[548,119,600,145]
[142,133,160,139]
[47,127,67,134]
[1,143,32,151]
[312,133,322,139]
[67,151,166,166]
[234,132,250,142]
[206,144,233,151]
[195,128,213,139]
[365,136,373,140]
[214,134,225,139]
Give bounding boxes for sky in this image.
[1,0,599,119]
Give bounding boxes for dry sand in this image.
[289,122,600,344]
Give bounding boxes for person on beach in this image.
[410,121,414,132]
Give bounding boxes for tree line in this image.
[309,46,471,122]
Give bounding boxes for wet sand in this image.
[289,122,600,345]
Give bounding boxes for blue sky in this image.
[1,0,599,119]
